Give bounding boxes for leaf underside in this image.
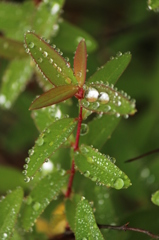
[74,144,131,189]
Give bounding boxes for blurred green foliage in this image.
[0,0,159,239]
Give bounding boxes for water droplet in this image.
[98,92,109,104]
[91,101,100,110]
[85,87,99,102]
[110,157,116,163]
[3,233,7,238]
[49,141,53,146]
[65,77,72,84]
[33,202,41,211]
[57,67,62,73]
[28,42,34,48]
[0,94,6,105]
[26,196,33,205]
[23,164,28,169]
[80,123,89,136]
[104,105,111,112]
[28,148,34,156]
[38,58,43,63]
[49,58,53,63]
[39,47,42,51]
[92,176,97,182]
[43,51,48,57]
[24,177,30,183]
[82,100,90,108]
[114,178,124,189]
[51,3,60,15]
[84,171,90,177]
[36,137,44,146]
[116,51,122,57]
[123,114,129,119]
[25,48,30,53]
[25,157,30,163]
[87,157,94,163]
[81,196,85,200]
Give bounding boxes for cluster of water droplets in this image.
[75,145,130,189]
[81,81,135,118]
[24,32,73,86]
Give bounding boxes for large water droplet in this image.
[91,101,100,110]
[80,123,89,136]
[85,87,99,102]
[29,42,34,48]
[24,177,30,183]
[33,202,41,211]
[36,137,44,146]
[114,178,124,189]
[43,51,48,57]
[98,92,109,104]
[84,171,90,177]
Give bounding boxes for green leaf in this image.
[29,85,79,110]
[22,171,68,231]
[148,0,159,11]
[33,0,65,38]
[81,83,136,116]
[74,39,87,87]
[24,118,77,179]
[80,115,120,149]
[24,32,78,87]
[0,166,28,193]
[31,105,63,132]
[0,58,33,109]
[0,2,34,41]
[88,52,132,85]
[151,190,159,206]
[0,36,26,60]
[0,187,23,239]
[74,144,131,189]
[65,194,81,232]
[53,20,98,53]
[75,198,104,240]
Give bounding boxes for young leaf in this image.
[65,194,81,232]
[151,190,159,206]
[31,105,63,132]
[88,52,132,85]
[24,118,77,179]
[24,32,78,87]
[0,187,23,239]
[22,171,68,231]
[0,36,26,60]
[74,144,131,189]
[0,58,33,109]
[81,83,136,116]
[53,20,98,53]
[74,39,87,87]
[75,198,104,240]
[29,85,79,110]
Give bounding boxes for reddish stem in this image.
[65,105,83,198]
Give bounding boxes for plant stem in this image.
[65,105,83,198]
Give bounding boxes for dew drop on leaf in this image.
[91,101,100,110]
[36,137,44,146]
[43,51,48,57]
[33,202,41,211]
[65,77,72,84]
[80,123,89,136]
[24,177,30,183]
[114,178,124,189]
[28,42,34,48]
[98,92,109,104]
[85,87,99,102]
[38,58,43,63]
